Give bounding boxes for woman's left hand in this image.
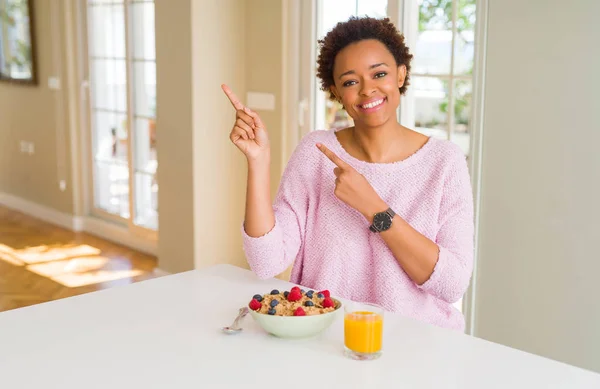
[316,143,388,221]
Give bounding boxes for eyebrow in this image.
[338,63,388,79]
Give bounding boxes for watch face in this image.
[373,212,392,231]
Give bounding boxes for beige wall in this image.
[154,0,195,273]
[474,0,600,373]
[190,0,249,271]
[156,0,288,274]
[243,0,293,280]
[246,0,284,201]
[0,0,74,215]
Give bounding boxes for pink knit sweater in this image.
[242,129,474,331]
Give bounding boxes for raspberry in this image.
[294,307,306,316]
[290,286,301,292]
[248,298,262,311]
[318,290,331,298]
[287,289,302,302]
[322,297,334,308]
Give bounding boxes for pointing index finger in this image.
[221,84,244,111]
[317,143,350,169]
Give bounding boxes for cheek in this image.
[384,83,401,104]
[338,90,358,111]
[338,88,354,102]
[383,79,400,93]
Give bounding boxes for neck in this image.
[351,120,407,163]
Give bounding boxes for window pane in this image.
[0,0,33,79]
[134,172,158,230]
[92,111,128,163]
[134,174,156,231]
[88,4,125,58]
[91,59,127,112]
[94,161,130,218]
[413,76,448,139]
[133,61,156,117]
[454,0,476,75]
[357,0,387,18]
[413,0,453,75]
[131,2,155,60]
[318,0,356,39]
[451,78,472,155]
[133,118,156,174]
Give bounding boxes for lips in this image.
[358,97,386,112]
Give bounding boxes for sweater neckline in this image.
[327,129,438,170]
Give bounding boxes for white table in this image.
[1,264,599,388]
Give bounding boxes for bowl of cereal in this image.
[247,287,342,339]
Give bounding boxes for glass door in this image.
[84,0,158,233]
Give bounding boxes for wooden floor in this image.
[0,205,159,313]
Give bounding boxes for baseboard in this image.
[0,191,157,257]
[0,191,80,231]
[81,216,157,256]
[153,268,171,277]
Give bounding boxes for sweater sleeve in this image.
[241,135,313,279]
[417,149,475,303]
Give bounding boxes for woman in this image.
[222,16,474,331]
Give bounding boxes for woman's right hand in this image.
[221,84,270,163]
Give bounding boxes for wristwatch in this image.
[369,207,396,233]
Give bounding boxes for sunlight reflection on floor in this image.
[0,244,25,266]
[12,244,102,264]
[0,243,146,288]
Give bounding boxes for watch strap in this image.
[385,208,396,219]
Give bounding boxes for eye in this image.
[342,80,357,87]
[374,72,387,79]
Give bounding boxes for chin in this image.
[357,115,392,129]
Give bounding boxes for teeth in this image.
[362,99,384,109]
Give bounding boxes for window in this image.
[85,0,157,231]
[0,0,35,82]
[305,0,476,157]
[299,0,480,314]
[405,0,476,156]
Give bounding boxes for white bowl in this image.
[249,298,342,339]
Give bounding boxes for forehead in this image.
[333,39,395,75]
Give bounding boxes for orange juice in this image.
[344,311,383,354]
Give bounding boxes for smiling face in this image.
[330,39,406,129]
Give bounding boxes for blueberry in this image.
[300,289,305,294]
[270,299,279,307]
[253,294,263,302]
[306,291,314,298]
[284,291,289,298]
[304,300,314,307]
[317,293,324,298]
[268,308,276,315]
[270,289,279,295]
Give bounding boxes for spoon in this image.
[222,307,249,334]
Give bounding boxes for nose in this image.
[359,78,376,97]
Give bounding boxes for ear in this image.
[329,85,341,103]
[397,64,407,88]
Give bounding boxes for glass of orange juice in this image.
[344,301,384,360]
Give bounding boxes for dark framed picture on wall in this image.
[0,0,37,85]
